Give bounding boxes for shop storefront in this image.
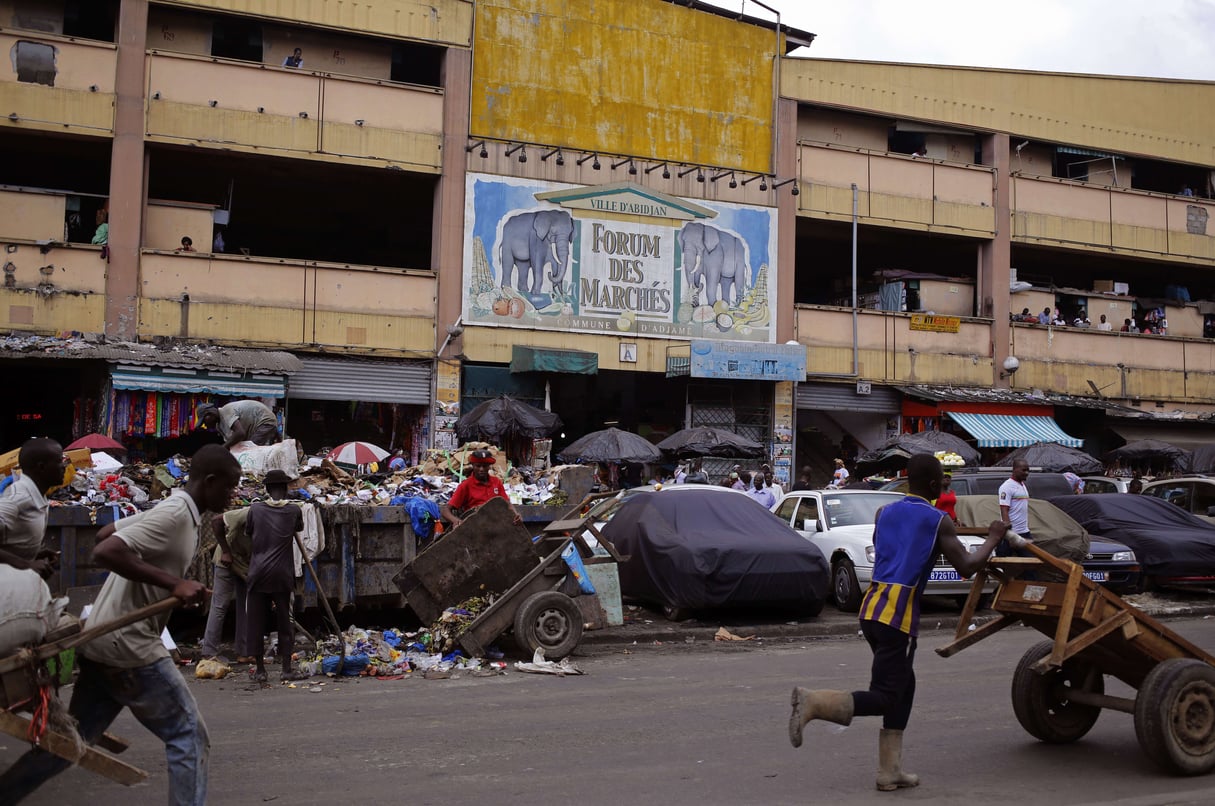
[286,356,432,461]
[795,381,902,471]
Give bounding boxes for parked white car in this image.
[771,489,995,612]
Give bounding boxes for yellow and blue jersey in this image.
[859,496,944,636]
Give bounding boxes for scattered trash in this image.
[514,648,584,676]
[714,627,755,642]
[194,658,231,680]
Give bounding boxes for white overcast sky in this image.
[700,0,1215,81]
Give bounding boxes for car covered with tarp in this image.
[1051,493,1215,589]
[599,486,829,620]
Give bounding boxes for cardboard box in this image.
[1093,280,1130,295]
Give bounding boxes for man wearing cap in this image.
[440,450,522,528]
[0,437,66,577]
[196,400,280,449]
[245,469,307,683]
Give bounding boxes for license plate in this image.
[929,570,963,582]
[1084,571,1109,582]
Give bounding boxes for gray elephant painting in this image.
[679,222,749,306]
[498,209,575,296]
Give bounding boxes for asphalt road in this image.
[7,617,1215,805]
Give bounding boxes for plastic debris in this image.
[514,648,584,676]
[714,627,756,642]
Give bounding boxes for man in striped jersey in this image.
[788,453,1006,791]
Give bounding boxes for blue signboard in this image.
[688,340,806,382]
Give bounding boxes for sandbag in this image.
[231,438,300,479]
[0,566,64,656]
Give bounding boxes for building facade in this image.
[1,0,1213,479]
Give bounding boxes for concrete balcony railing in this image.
[145,51,444,171]
[1011,322,1215,403]
[0,31,116,135]
[794,305,995,386]
[137,251,437,354]
[796,141,997,236]
[0,241,108,334]
[1012,175,1215,264]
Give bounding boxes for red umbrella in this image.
[65,433,127,453]
[326,441,390,465]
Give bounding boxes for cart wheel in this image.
[1011,640,1104,743]
[1134,658,1215,775]
[513,591,583,658]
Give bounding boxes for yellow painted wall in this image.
[799,144,995,235]
[1,287,105,333]
[797,107,887,151]
[0,243,107,293]
[147,6,211,55]
[462,326,684,376]
[782,59,1215,168]
[918,280,973,317]
[0,189,65,242]
[145,202,214,252]
[471,0,777,173]
[155,0,474,47]
[0,32,116,135]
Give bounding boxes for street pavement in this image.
[6,595,1215,805]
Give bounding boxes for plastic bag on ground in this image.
[230,439,300,479]
[514,648,584,675]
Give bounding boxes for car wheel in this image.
[662,604,692,622]
[1011,640,1103,743]
[1134,658,1215,775]
[832,559,862,612]
[513,591,583,658]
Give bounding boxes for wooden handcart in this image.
[393,497,626,659]
[939,533,1215,775]
[0,597,181,786]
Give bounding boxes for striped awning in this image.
[947,412,1083,448]
[111,364,286,398]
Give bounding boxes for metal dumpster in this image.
[302,504,419,610]
[43,505,124,594]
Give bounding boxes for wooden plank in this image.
[0,710,149,786]
[1032,610,1134,672]
[953,569,989,640]
[1049,564,1085,667]
[936,614,1021,658]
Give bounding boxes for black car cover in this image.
[601,489,829,611]
[1050,494,1215,579]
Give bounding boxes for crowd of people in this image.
[1012,305,1169,335]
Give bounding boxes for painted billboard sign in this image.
[688,340,806,382]
[463,174,777,343]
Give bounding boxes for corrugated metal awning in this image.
[1057,146,1122,159]
[287,356,431,405]
[111,364,286,397]
[947,412,1083,448]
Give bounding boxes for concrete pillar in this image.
[103,0,148,341]
[432,47,472,357]
[775,97,798,344]
[980,132,1012,387]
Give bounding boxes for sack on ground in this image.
[0,566,65,655]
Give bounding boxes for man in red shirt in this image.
[439,450,522,528]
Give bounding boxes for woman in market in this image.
[933,472,958,522]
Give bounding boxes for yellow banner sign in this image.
[910,314,961,333]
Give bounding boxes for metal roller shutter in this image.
[797,382,900,414]
[287,356,432,405]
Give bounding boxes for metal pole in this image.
[851,183,859,376]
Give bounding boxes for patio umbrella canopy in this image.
[856,431,980,473]
[1104,439,1192,469]
[995,441,1104,474]
[327,441,390,465]
[556,427,662,464]
[656,426,765,458]
[455,395,562,443]
[65,433,127,453]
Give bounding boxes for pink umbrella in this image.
[65,433,127,453]
[326,441,390,465]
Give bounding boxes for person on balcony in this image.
[1037,307,1051,325]
[282,48,303,68]
[176,236,196,253]
[1097,314,1113,331]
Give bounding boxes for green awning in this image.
[510,346,598,375]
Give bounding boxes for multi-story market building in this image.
[1,0,1212,482]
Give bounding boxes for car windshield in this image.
[821,493,897,528]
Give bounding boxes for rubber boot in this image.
[788,688,854,748]
[876,728,920,791]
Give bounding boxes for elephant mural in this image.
[679,222,749,306]
[498,209,575,297]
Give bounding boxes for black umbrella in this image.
[656,426,765,458]
[455,395,562,443]
[1104,439,1191,468]
[995,441,1104,474]
[1187,445,1215,474]
[557,427,662,464]
[855,431,980,473]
